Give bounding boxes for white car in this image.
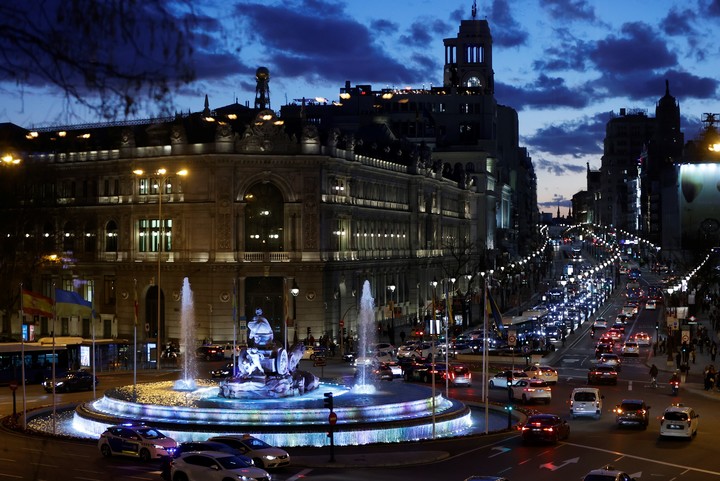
[524,365,559,384]
[209,435,290,469]
[645,299,657,310]
[593,318,608,329]
[170,451,271,481]
[570,387,603,419]
[659,403,699,438]
[509,379,551,404]
[488,370,529,389]
[98,425,177,461]
[621,341,640,356]
[583,465,636,481]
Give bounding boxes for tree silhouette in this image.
[0,1,196,122]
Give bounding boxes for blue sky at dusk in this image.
[1,0,719,213]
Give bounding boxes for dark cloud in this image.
[483,0,529,47]
[591,22,677,73]
[592,70,718,102]
[542,0,597,22]
[235,2,421,85]
[495,76,593,110]
[370,19,398,36]
[399,19,451,47]
[524,112,609,157]
[660,8,699,36]
[533,28,592,72]
[701,0,720,16]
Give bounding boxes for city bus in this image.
[0,342,70,385]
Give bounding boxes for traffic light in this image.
[307,327,311,335]
[323,392,333,410]
[655,321,659,330]
[504,404,513,412]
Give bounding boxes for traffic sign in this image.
[8,380,17,391]
[522,345,531,354]
[339,320,344,327]
[508,329,517,347]
[328,412,337,425]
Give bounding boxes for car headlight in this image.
[264,455,276,460]
[153,444,166,450]
[56,381,64,386]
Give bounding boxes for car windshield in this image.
[217,455,252,469]
[137,428,164,439]
[244,437,270,449]
[664,411,688,421]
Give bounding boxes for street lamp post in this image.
[388,283,396,342]
[430,277,438,439]
[290,280,299,351]
[133,167,187,370]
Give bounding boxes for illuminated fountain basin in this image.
[72,380,472,447]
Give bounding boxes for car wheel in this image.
[545,399,551,405]
[489,380,495,388]
[139,448,151,462]
[521,394,528,404]
[100,444,112,457]
[172,472,188,481]
[253,458,264,469]
[554,432,559,443]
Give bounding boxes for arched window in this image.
[105,220,118,252]
[244,183,284,252]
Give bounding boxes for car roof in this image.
[177,450,234,459]
[663,403,693,413]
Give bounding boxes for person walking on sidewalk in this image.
[711,341,717,362]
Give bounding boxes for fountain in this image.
[61,280,474,446]
[173,278,197,391]
[352,281,377,393]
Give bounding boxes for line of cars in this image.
[98,424,290,480]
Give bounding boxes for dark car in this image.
[588,365,618,385]
[613,399,650,428]
[595,342,613,358]
[211,362,235,378]
[403,362,471,386]
[196,345,224,361]
[42,369,97,393]
[356,362,393,381]
[521,413,570,443]
[173,441,254,463]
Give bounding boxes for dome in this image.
[256,67,270,80]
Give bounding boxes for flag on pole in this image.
[486,287,503,331]
[55,288,93,317]
[21,289,53,317]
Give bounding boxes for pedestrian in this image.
[691,347,696,364]
[399,330,406,344]
[711,342,718,362]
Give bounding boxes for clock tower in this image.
[443,1,494,94]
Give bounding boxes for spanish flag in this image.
[22,289,53,318]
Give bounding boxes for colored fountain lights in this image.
[68,279,472,446]
[174,277,197,391]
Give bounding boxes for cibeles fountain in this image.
[68,280,473,446]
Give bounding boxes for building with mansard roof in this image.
[0,10,539,363]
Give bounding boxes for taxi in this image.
[524,364,559,384]
[659,403,699,439]
[98,424,177,461]
[632,332,651,346]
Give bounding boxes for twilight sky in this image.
[1,0,719,213]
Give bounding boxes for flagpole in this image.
[20,283,27,430]
[232,279,237,376]
[133,279,138,402]
[92,308,96,400]
[52,284,57,435]
[483,275,489,434]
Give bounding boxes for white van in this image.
[570,387,603,419]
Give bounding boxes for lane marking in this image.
[287,468,313,481]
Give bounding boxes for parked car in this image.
[588,365,618,385]
[570,387,603,419]
[98,424,177,461]
[208,435,290,469]
[488,370,528,389]
[583,465,637,481]
[42,369,97,393]
[509,378,551,404]
[521,413,569,443]
[170,451,271,481]
[524,365,558,384]
[196,345,224,361]
[659,403,699,439]
[613,399,650,429]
